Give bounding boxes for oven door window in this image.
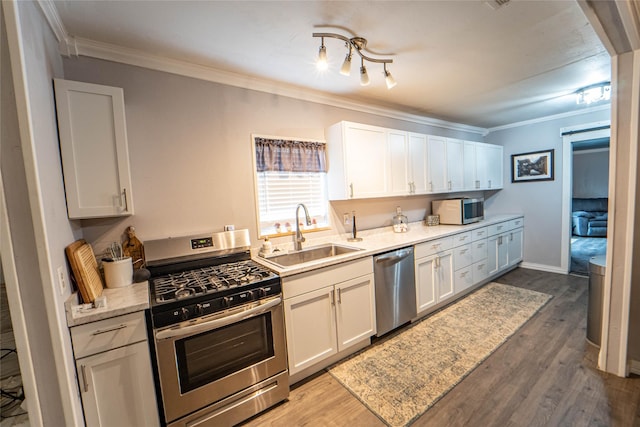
[175,313,274,393]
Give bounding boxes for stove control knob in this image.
[223,296,232,308]
[195,304,204,316]
[179,307,190,321]
[257,288,267,298]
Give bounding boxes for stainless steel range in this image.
[145,229,289,427]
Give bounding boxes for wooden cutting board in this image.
[66,240,103,303]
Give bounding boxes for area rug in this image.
[327,282,552,427]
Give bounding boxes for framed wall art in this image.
[511,149,554,183]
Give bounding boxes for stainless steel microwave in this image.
[432,198,484,225]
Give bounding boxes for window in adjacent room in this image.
[253,135,330,237]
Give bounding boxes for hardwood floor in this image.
[241,268,640,427]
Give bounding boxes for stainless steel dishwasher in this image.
[374,247,416,336]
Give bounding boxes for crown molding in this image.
[35,0,485,136]
[68,37,487,135]
[485,104,611,135]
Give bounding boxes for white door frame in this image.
[560,121,611,273]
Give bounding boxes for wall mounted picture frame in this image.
[511,149,554,183]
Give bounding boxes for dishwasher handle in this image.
[375,248,413,264]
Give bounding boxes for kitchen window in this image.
[253,135,329,237]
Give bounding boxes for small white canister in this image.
[103,257,133,288]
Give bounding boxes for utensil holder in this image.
[103,257,133,288]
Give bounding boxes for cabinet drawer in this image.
[472,239,488,263]
[454,266,473,294]
[509,217,524,230]
[282,257,373,299]
[415,237,453,259]
[488,222,509,236]
[472,260,489,283]
[71,311,148,359]
[471,227,488,242]
[452,232,471,247]
[453,244,473,270]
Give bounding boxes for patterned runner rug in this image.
[327,282,552,427]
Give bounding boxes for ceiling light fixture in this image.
[313,32,395,89]
[576,82,611,105]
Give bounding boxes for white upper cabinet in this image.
[446,138,465,192]
[387,130,410,196]
[475,142,503,190]
[327,121,389,199]
[427,135,448,193]
[408,132,428,195]
[326,121,503,199]
[54,79,134,219]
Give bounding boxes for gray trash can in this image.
[587,255,606,346]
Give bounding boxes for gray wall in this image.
[572,149,609,198]
[484,108,611,270]
[62,57,486,253]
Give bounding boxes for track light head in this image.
[340,47,353,76]
[317,38,328,71]
[384,64,397,89]
[360,64,370,86]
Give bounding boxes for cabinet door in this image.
[446,138,465,192]
[54,79,134,219]
[415,256,437,313]
[335,274,376,351]
[284,287,337,375]
[454,266,473,294]
[463,141,478,190]
[436,251,455,301]
[508,228,524,267]
[344,124,388,198]
[408,132,428,194]
[487,234,509,276]
[475,142,490,190]
[387,130,410,196]
[427,135,448,193]
[486,144,504,189]
[77,341,159,427]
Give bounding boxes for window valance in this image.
[255,137,327,173]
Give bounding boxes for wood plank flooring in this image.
[241,268,640,427]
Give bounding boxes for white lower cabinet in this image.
[415,250,454,314]
[487,233,509,276]
[508,227,524,267]
[282,258,375,377]
[487,218,524,276]
[70,312,159,427]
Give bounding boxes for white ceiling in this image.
[50,0,611,129]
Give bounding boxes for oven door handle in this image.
[155,297,282,340]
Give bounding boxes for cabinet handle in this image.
[459,235,467,241]
[477,231,484,236]
[460,271,468,278]
[429,182,433,192]
[478,243,485,248]
[92,324,127,336]
[330,289,335,306]
[435,256,441,268]
[432,243,440,250]
[488,180,492,188]
[122,188,129,212]
[475,180,480,189]
[478,263,485,270]
[510,233,514,242]
[349,183,354,198]
[448,180,452,190]
[81,364,89,393]
[460,249,467,254]
[337,288,342,304]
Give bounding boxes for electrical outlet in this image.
[57,266,67,295]
[343,213,351,225]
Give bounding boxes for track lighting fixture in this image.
[313,32,396,89]
[575,82,611,105]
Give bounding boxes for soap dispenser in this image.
[393,206,408,233]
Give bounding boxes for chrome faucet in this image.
[294,203,312,251]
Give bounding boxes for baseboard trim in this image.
[630,359,640,375]
[520,262,568,275]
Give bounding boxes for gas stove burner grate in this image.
[152,259,276,304]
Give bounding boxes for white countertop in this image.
[253,214,523,277]
[65,281,150,327]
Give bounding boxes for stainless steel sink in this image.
[262,243,363,267]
